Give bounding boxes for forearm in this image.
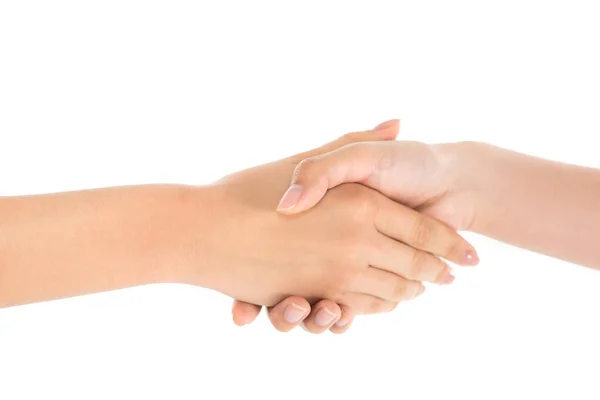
[449,142,600,269]
[0,184,216,307]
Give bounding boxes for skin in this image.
[0,121,477,312]
[235,131,600,332]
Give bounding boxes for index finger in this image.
[374,196,479,266]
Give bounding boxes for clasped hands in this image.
[199,119,479,334]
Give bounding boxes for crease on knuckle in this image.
[324,267,358,299]
[368,297,384,314]
[342,222,372,265]
[392,279,409,301]
[293,157,317,181]
[411,216,433,248]
[445,238,463,260]
[410,249,427,280]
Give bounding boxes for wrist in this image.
[155,184,227,290]
[432,141,489,231]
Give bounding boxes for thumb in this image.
[276,141,389,214]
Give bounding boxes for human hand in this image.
[229,120,399,333]
[276,134,476,232]
[221,121,477,333]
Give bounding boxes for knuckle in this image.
[445,238,462,259]
[338,268,359,290]
[368,297,385,314]
[347,187,378,220]
[411,216,434,248]
[324,268,357,297]
[330,182,377,217]
[293,157,317,181]
[409,249,427,279]
[344,228,366,256]
[392,278,410,301]
[341,224,371,264]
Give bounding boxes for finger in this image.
[265,296,311,333]
[370,234,455,284]
[278,120,399,213]
[348,267,426,301]
[337,293,400,315]
[315,119,400,154]
[291,119,400,164]
[329,304,355,334]
[375,197,479,266]
[232,300,263,326]
[277,141,394,214]
[301,300,342,334]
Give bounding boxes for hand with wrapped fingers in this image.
[230,119,479,334]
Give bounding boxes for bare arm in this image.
[0,138,472,309]
[0,185,213,307]
[276,137,600,271]
[245,135,600,332]
[448,142,600,269]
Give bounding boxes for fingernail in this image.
[463,249,480,266]
[335,318,350,327]
[284,302,307,324]
[315,307,337,327]
[441,272,455,284]
[411,284,426,298]
[233,315,252,327]
[276,184,303,212]
[374,119,399,131]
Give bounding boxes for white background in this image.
[1,1,600,399]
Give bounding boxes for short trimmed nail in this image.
[411,285,426,298]
[463,250,480,266]
[315,307,337,327]
[374,119,399,130]
[276,184,303,211]
[283,303,307,324]
[442,272,455,284]
[335,318,350,327]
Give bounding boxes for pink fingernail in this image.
[284,302,307,324]
[315,307,337,327]
[374,119,399,131]
[463,250,480,266]
[442,273,455,284]
[276,184,303,212]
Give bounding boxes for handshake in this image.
[205,119,480,334]
[5,119,591,327]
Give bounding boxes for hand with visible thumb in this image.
[231,120,479,334]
